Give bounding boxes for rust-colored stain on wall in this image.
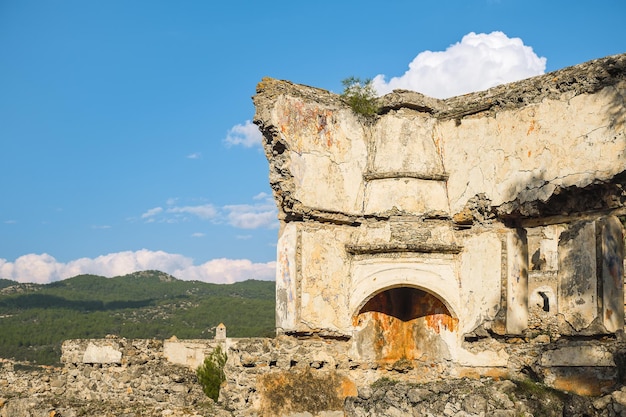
[355,288,457,362]
[549,369,617,396]
[278,99,339,151]
[526,119,536,135]
[258,369,356,417]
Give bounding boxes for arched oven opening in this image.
[353,287,458,363]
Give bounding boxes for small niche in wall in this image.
[529,287,556,315]
[538,291,550,312]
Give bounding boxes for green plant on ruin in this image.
[341,76,379,117]
[511,377,565,415]
[370,376,399,389]
[196,345,227,401]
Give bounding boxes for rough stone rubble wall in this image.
[3,337,626,416]
[36,335,626,416]
[0,338,220,417]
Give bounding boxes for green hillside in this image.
[0,271,275,365]
[0,278,17,289]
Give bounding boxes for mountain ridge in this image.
[0,270,275,365]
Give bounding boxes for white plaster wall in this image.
[163,339,223,369]
[256,69,626,340]
[371,110,443,175]
[276,223,298,332]
[506,229,529,334]
[299,225,353,332]
[363,178,449,215]
[273,96,368,215]
[599,216,625,333]
[441,84,626,213]
[82,342,122,364]
[558,221,598,332]
[458,232,503,334]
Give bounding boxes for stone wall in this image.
[58,335,626,413]
[0,337,222,417]
[2,334,626,416]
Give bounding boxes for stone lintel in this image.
[520,207,626,228]
[363,171,449,182]
[346,243,462,255]
[541,345,615,367]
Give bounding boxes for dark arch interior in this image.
[359,287,451,322]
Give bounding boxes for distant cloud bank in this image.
[372,31,547,99]
[139,195,278,230]
[0,250,276,285]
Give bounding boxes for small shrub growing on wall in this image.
[341,76,379,117]
[196,345,227,401]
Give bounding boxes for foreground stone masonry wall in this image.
[6,338,626,416]
[51,335,626,417]
[49,335,626,416]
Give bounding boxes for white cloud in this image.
[140,196,277,229]
[191,232,205,238]
[372,31,547,99]
[0,251,276,284]
[0,253,60,284]
[174,258,276,284]
[141,207,163,219]
[223,203,278,229]
[91,225,112,230]
[187,152,201,159]
[253,192,271,200]
[224,120,263,148]
[167,204,217,220]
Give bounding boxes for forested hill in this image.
[0,270,275,365]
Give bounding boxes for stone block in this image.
[599,216,625,333]
[506,229,528,334]
[541,345,615,367]
[82,342,122,364]
[558,221,597,333]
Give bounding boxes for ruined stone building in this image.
[4,54,626,417]
[253,53,626,393]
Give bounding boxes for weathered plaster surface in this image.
[254,53,626,381]
[442,83,626,214]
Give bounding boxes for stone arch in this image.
[353,283,458,322]
[356,286,455,320]
[350,267,460,363]
[349,266,461,323]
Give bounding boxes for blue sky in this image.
[1,0,624,283]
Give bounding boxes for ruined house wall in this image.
[50,334,626,416]
[253,54,626,374]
